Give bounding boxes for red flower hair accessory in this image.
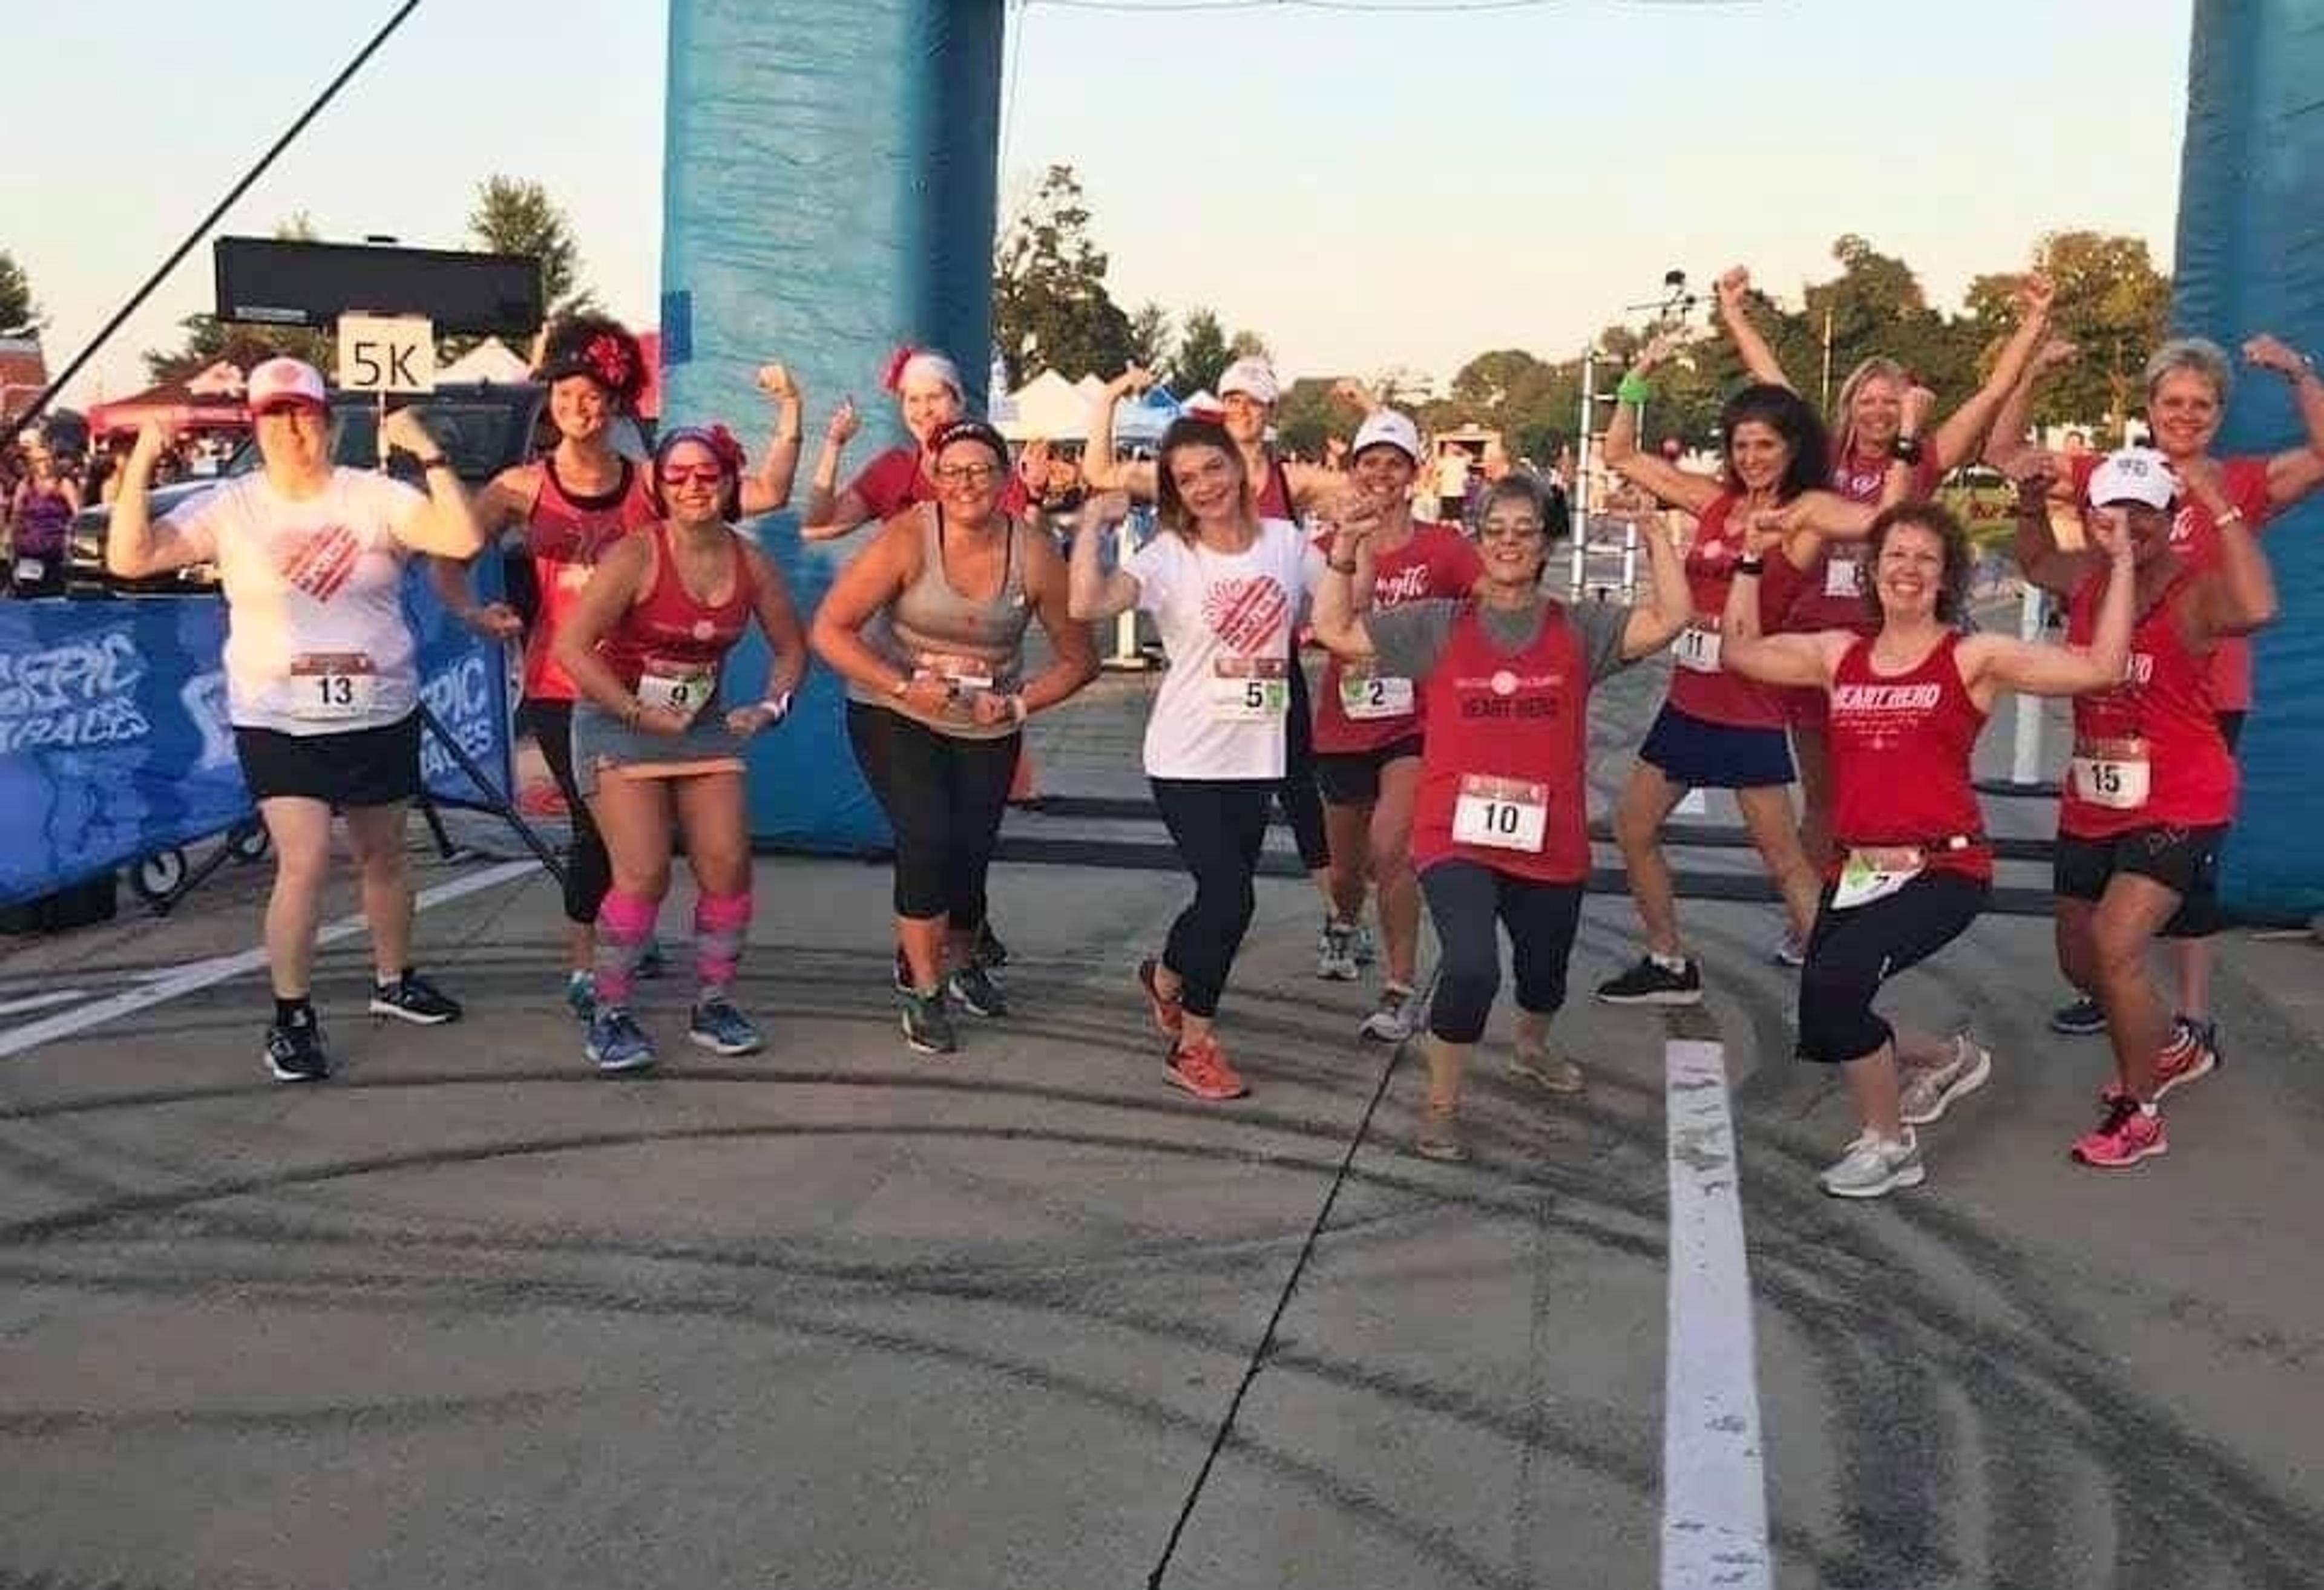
[704,424,747,473]
[585,334,634,391]
[880,344,916,395]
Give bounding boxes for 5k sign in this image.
[336,313,436,393]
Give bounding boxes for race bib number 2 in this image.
[289,652,378,721]
[1339,663,1414,721]
[1211,656,1288,721]
[1451,774,1548,853]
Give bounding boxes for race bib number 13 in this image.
[289,652,378,721]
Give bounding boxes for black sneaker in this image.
[264,1015,331,1082]
[369,971,463,1026]
[973,921,1009,969]
[2049,996,2107,1036]
[945,963,1009,1018]
[901,989,957,1055]
[1594,956,1703,1007]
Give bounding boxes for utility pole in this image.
[1819,304,1836,412]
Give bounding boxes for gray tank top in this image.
[847,503,1036,740]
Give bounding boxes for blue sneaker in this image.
[565,970,597,1023]
[585,1006,657,1073]
[688,996,763,1056]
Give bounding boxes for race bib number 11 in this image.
[1675,623,1722,673]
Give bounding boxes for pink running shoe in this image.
[1137,958,1184,1041]
[1165,1035,1248,1102]
[2152,1019,2219,1101]
[2071,1094,2168,1168]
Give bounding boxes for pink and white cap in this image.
[246,357,327,414]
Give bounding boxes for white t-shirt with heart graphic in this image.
[1125,517,1318,780]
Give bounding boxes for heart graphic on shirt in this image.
[692,620,715,641]
[1202,576,1290,654]
[276,524,363,603]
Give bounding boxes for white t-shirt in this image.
[1126,517,1318,780]
[163,468,428,734]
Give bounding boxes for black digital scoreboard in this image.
[213,237,543,335]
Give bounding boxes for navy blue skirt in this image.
[1639,702,1795,791]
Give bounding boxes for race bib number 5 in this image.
[290,652,378,721]
[638,656,716,719]
[1675,623,1722,673]
[1211,656,1288,721]
[2069,735,2152,811]
[1339,662,1414,721]
[1451,774,1548,853]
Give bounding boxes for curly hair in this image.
[534,313,649,412]
[1721,382,1833,503]
[1859,500,1971,625]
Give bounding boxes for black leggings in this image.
[1276,660,1331,874]
[1419,860,1585,1044]
[847,701,1019,927]
[1151,777,1275,1019]
[1796,871,1986,1064]
[524,698,611,928]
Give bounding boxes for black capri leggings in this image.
[524,698,610,928]
[847,701,1020,928]
[1276,660,1331,874]
[1796,871,1987,1064]
[1152,777,1276,1019]
[1419,860,1586,1044]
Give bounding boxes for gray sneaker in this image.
[1316,920,1359,981]
[1358,985,1419,1043]
[1509,1045,1585,1094]
[1818,1130,1925,1199]
[1899,1036,1992,1127]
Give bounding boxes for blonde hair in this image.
[1831,356,1910,458]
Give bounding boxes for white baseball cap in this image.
[1350,408,1421,463]
[2086,446,2178,511]
[246,357,327,414]
[1217,357,1279,405]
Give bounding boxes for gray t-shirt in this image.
[1366,595,1635,689]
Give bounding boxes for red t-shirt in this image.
[1313,522,1483,753]
[1667,493,1806,729]
[848,445,1031,521]
[1411,601,1594,883]
[1825,633,1991,882]
[2067,451,2271,711]
[520,459,660,701]
[2060,566,2237,837]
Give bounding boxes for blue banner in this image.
[0,562,514,906]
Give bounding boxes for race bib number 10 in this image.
[1451,773,1548,852]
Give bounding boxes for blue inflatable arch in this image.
[663,0,2324,918]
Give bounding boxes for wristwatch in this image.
[1891,437,1923,466]
[416,454,453,471]
[758,692,793,721]
[1736,557,1766,576]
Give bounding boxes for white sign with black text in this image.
[336,314,437,394]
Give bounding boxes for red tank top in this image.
[1825,633,1991,882]
[1788,447,1944,633]
[2061,566,2236,837]
[1669,493,1805,728]
[594,521,760,695]
[522,458,660,701]
[1255,453,1294,520]
[1313,522,1483,753]
[1411,601,1594,884]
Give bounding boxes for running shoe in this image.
[1352,923,1378,967]
[1509,1044,1586,1095]
[1137,958,1184,1040]
[263,1015,331,1082]
[369,971,463,1026]
[1316,919,1359,982]
[1594,956,1702,1006]
[894,947,913,995]
[2070,1094,2167,1168]
[2049,996,2107,1036]
[946,963,1009,1019]
[585,1007,657,1073]
[565,970,597,1024]
[901,988,957,1056]
[1414,1100,1468,1162]
[637,936,668,980]
[1818,1130,1925,1199]
[1772,924,1807,969]
[1359,984,1420,1044]
[973,921,1010,969]
[688,996,763,1056]
[2153,1016,2219,1099]
[1165,1035,1248,1101]
[1899,1035,1994,1127]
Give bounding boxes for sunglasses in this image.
[660,465,724,487]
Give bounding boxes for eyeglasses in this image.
[660,465,723,486]
[1480,519,1544,540]
[934,463,1000,485]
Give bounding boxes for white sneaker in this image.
[1359,985,1419,1042]
[1899,1036,1993,1127]
[1316,919,1359,981]
[1818,1130,1925,1199]
[1352,923,1378,966]
[1772,924,1807,967]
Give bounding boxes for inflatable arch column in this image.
[660,1,1006,852]
[2174,0,2324,918]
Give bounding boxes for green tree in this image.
[142,215,330,383]
[1227,327,1271,361]
[1127,301,1173,381]
[1966,230,2170,431]
[990,163,1133,383]
[469,175,588,315]
[1273,376,1349,458]
[1173,307,1233,398]
[1,249,41,335]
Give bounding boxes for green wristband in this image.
[1617,372,1653,405]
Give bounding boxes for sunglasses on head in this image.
[660,464,724,486]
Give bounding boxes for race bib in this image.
[916,650,995,692]
[289,652,378,721]
[1339,662,1415,721]
[638,656,716,719]
[1451,774,1548,853]
[1823,556,1863,599]
[2069,736,2151,811]
[1675,623,1723,673]
[1210,656,1288,721]
[1831,845,1925,911]
[13,557,46,586]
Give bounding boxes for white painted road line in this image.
[0,990,90,1019]
[1661,1037,1773,1590]
[0,860,539,1062]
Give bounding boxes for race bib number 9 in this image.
[2069,736,2152,811]
[1339,662,1414,721]
[1675,623,1723,673]
[1211,656,1288,721]
[289,652,378,721]
[638,657,717,719]
[1451,773,1548,853]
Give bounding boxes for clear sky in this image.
[5,0,2191,408]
